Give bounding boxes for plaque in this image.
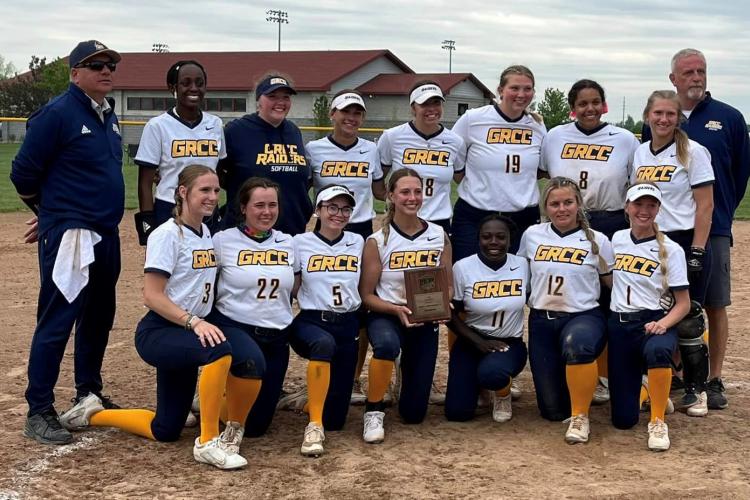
[404,266,451,323]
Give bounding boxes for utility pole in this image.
[266,10,289,52]
[441,40,456,73]
[622,96,626,124]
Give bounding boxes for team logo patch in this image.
[635,165,676,182]
[320,161,369,177]
[171,140,219,158]
[402,149,450,166]
[472,280,523,299]
[560,143,613,161]
[705,120,723,131]
[389,250,440,269]
[112,123,120,136]
[237,250,289,266]
[614,254,659,276]
[81,125,91,135]
[486,128,532,145]
[534,245,588,265]
[307,255,359,272]
[270,77,288,85]
[192,249,217,269]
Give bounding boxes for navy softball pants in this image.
[25,224,120,416]
[607,311,677,430]
[290,310,359,431]
[445,336,527,422]
[528,308,607,421]
[207,309,290,437]
[367,312,439,424]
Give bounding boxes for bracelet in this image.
[185,313,195,330]
[187,315,202,331]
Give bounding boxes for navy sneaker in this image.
[707,378,728,409]
[24,411,73,445]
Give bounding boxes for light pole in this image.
[266,10,289,52]
[152,43,170,53]
[441,40,455,73]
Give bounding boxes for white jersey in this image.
[631,140,714,232]
[135,110,226,203]
[307,136,383,224]
[377,123,466,221]
[610,230,689,313]
[518,222,614,312]
[541,122,639,211]
[144,219,216,318]
[453,253,529,338]
[294,231,364,312]
[369,221,446,305]
[452,104,546,211]
[213,228,295,329]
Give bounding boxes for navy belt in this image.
[616,310,664,323]
[532,309,571,320]
[252,326,283,336]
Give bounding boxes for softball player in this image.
[445,215,528,423]
[518,177,614,443]
[359,169,453,443]
[60,166,257,470]
[207,176,297,440]
[290,185,364,456]
[608,183,690,451]
[377,81,466,233]
[633,90,714,415]
[134,60,225,242]
[307,89,385,239]
[451,65,546,261]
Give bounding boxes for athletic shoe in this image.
[191,393,200,414]
[184,411,198,428]
[679,386,699,409]
[670,375,685,393]
[300,422,325,457]
[429,381,446,405]
[193,437,247,470]
[510,380,522,401]
[24,411,73,445]
[564,414,590,444]
[686,391,708,417]
[592,377,610,405]
[350,379,367,406]
[647,419,670,451]
[73,392,119,410]
[219,421,244,455]
[59,393,104,430]
[491,392,512,423]
[363,411,385,444]
[707,378,728,410]
[276,387,308,411]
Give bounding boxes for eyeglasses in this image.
[321,204,353,217]
[76,61,117,72]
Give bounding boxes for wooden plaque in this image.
[404,266,451,323]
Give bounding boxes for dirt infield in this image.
[1,211,748,499]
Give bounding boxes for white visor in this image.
[626,183,662,203]
[316,185,356,207]
[409,84,445,104]
[330,93,366,111]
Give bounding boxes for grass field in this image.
[2,142,749,218]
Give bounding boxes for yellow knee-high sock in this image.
[199,355,232,444]
[354,329,369,380]
[566,362,598,416]
[496,380,512,398]
[648,367,671,422]
[90,409,156,440]
[226,375,262,424]
[597,345,608,378]
[367,358,394,403]
[307,361,331,425]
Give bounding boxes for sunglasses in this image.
[76,61,117,72]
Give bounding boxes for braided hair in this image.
[166,60,207,90]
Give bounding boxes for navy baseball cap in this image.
[69,40,121,69]
[255,76,297,100]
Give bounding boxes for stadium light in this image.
[152,43,170,53]
[266,10,289,52]
[441,40,456,74]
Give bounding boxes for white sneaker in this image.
[592,377,610,404]
[191,393,200,414]
[564,414,590,444]
[647,419,670,451]
[429,381,446,405]
[491,392,512,423]
[59,393,104,430]
[300,422,325,457]
[363,411,385,444]
[686,391,708,417]
[193,437,247,470]
[350,379,367,406]
[276,387,308,411]
[184,411,198,428]
[219,421,244,455]
[510,380,522,401]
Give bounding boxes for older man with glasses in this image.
[10,40,125,444]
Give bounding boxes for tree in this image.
[537,87,570,130]
[0,55,69,116]
[0,55,16,80]
[616,115,644,134]
[312,95,330,139]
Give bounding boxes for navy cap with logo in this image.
[69,40,122,69]
[255,76,297,100]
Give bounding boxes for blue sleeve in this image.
[640,123,651,143]
[730,112,750,209]
[10,107,63,196]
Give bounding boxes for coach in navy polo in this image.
[10,40,125,444]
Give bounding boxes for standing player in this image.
[518,177,614,443]
[207,177,297,439]
[445,215,528,423]
[59,166,255,469]
[290,185,364,456]
[377,81,466,233]
[633,90,714,415]
[359,169,453,443]
[608,183,690,451]
[451,65,546,261]
[134,60,225,242]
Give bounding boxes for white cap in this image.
[626,183,662,203]
[330,92,366,111]
[316,185,356,207]
[409,84,445,105]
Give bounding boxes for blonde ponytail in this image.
[653,222,670,292]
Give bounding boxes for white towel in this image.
[52,229,102,303]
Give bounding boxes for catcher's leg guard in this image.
[677,301,708,392]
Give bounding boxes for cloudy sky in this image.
[3,0,749,122]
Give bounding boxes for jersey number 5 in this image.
[257,278,280,299]
[332,285,343,306]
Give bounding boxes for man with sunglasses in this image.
[11,40,125,445]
